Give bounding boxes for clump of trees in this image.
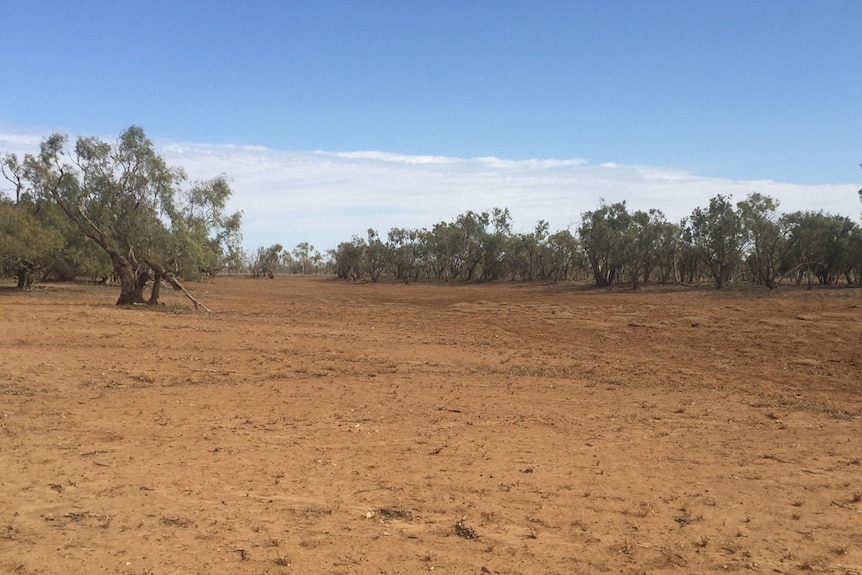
[330,208,582,283]
[244,242,325,278]
[327,191,862,289]
[0,194,64,288]
[1,127,243,304]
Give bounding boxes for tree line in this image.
[327,193,862,289]
[2,127,861,301]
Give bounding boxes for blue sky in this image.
[2,1,860,250]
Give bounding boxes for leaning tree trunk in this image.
[110,249,144,305]
[47,181,143,306]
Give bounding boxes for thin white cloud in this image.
[334,151,464,165]
[0,132,44,152]
[2,132,859,252]
[162,144,861,250]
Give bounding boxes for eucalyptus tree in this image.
[651,219,684,284]
[511,220,550,281]
[423,221,458,280]
[0,195,63,288]
[3,154,106,285]
[544,229,579,282]
[688,195,745,288]
[5,127,242,305]
[291,242,317,274]
[386,227,425,282]
[625,209,666,289]
[479,207,512,281]
[249,244,284,278]
[784,211,857,286]
[452,210,490,281]
[421,211,487,281]
[845,226,862,285]
[364,229,388,282]
[32,199,114,283]
[169,177,243,278]
[736,193,791,288]
[675,224,703,284]
[578,200,631,287]
[331,236,367,281]
[1,154,26,203]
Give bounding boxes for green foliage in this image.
[625,209,668,289]
[509,220,549,281]
[0,195,64,284]
[783,211,858,286]
[167,177,244,279]
[576,201,676,288]
[2,127,243,299]
[331,237,366,280]
[249,244,284,278]
[3,151,115,285]
[386,228,424,283]
[291,242,321,274]
[578,200,631,287]
[545,229,580,281]
[736,193,790,288]
[326,208,578,284]
[365,229,388,282]
[652,219,685,284]
[688,194,745,288]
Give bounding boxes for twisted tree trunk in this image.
[47,175,142,305]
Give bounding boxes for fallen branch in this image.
[164,271,214,313]
[145,257,214,314]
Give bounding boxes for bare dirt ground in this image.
[1,276,861,575]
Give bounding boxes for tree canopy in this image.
[1,127,242,305]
